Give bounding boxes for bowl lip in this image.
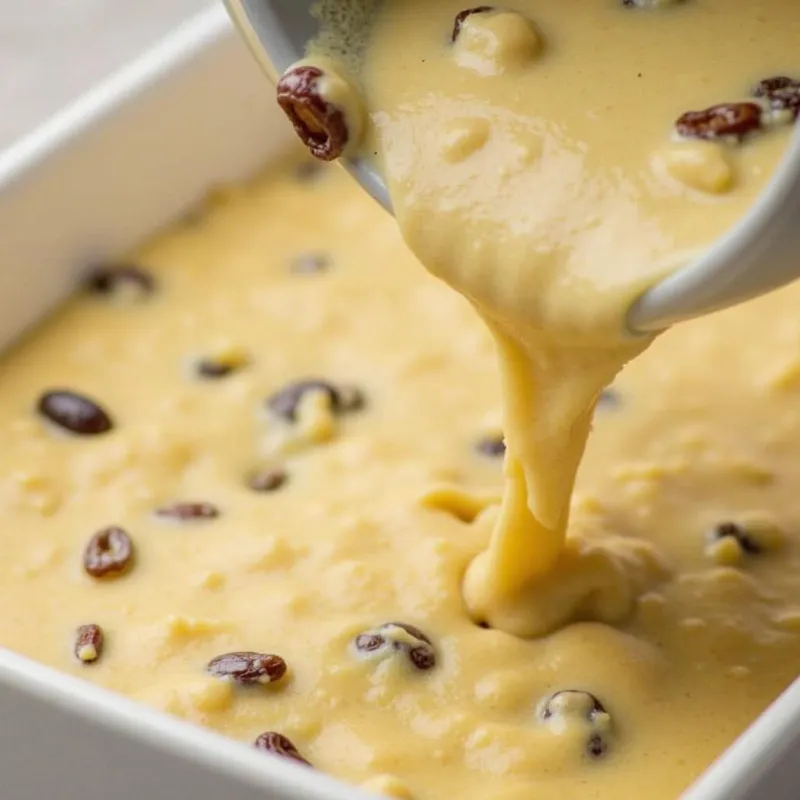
[224,0,392,209]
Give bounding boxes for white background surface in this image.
[0,0,209,148]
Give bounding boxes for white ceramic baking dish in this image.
[0,5,798,799]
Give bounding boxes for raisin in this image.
[408,645,436,671]
[541,690,607,722]
[597,388,622,410]
[707,521,762,556]
[84,264,155,298]
[754,76,798,96]
[753,76,800,120]
[83,527,134,579]
[154,502,220,521]
[353,622,437,671]
[541,690,612,760]
[475,434,506,457]
[195,359,240,379]
[74,624,105,664]
[675,102,762,142]
[587,734,608,758]
[290,253,330,274]
[37,390,114,436]
[266,379,365,423]
[249,468,289,493]
[207,652,287,685]
[193,345,249,380]
[452,7,496,41]
[356,633,385,653]
[277,66,349,161]
[623,0,685,7]
[254,732,312,767]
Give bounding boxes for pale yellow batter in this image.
[0,2,799,800]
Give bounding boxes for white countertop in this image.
[0,0,210,149]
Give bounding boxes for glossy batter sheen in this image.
[326,0,800,638]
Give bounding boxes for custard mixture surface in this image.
[0,157,799,799]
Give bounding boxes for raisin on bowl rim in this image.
[276,65,350,161]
